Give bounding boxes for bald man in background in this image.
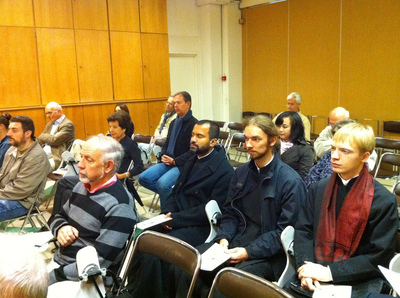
[314,107,349,158]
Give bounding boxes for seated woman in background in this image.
[275,111,314,179]
[0,113,12,168]
[115,103,135,138]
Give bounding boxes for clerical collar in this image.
[255,155,274,172]
[198,148,214,159]
[338,173,359,186]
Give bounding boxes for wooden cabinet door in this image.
[139,0,168,34]
[0,0,34,27]
[36,28,80,105]
[141,34,171,99]
[72,0,108,30]
[82,104,115,137]
[125,102,149,134]
[111,31,143,100]
[109,0,140,32]
[0,27,40,108]
[34,0,73,28]
[75,30,113,102]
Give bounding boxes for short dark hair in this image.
[10,116,35,140]
[173,91,192,105]
[275,111,305,144]
[0,113,12,129]
[115,103,130,115]
[245,115,278,140]
[196,120,220,141]
[107,112,131,130]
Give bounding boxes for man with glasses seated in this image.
[38,102,75,169]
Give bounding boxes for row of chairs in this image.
[373,137,400,182]
[110,228,294,298]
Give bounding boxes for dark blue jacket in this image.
[161,112,197,159]
[215,155,307,276]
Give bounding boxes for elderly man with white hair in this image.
[314,107,350,158]
[38,101,75,169]
[273,92,311,141]
[48,135,137,285]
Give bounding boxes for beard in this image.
[190,142,211,156]
[79,168,105,184]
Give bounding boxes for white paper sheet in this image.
[312,284,352,298]
[200,243,231,271]
[136,215,172,230]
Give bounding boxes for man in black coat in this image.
[160,120,234,246]
[127,120,234,297]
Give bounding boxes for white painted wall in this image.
[167,0,242,123]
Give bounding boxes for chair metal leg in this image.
[45,180,59,209]
[148,193,160,213]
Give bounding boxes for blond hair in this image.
[333,122,375,154]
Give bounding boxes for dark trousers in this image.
[48,175,79,224]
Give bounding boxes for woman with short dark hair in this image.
[115,103,135,138]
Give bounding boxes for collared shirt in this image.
[83,175,118,194]
[44,115,66,156]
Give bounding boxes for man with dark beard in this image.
[127,120,234,297]
[159,119,234,245]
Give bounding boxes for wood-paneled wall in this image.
[242,0,400,136]
[0,0,170,140]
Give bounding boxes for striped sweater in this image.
[50,179,137,281]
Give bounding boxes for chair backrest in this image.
[120,230,200,298]
[227,122,245,132]
[373,152,400,179]
[205,200,222,243]
[382,121,400,136]
[134,134,153,144]
[242,111,256,118]
[277,226,296,288]
[155,138,166,147]
[375,137,400,151]
[257,112,272,119]
[213,121,226,128]
[208,267,294,298]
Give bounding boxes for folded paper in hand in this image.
[136,215,172,230]
[201,243,231,271]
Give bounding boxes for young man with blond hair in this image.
[293,123,397,297]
